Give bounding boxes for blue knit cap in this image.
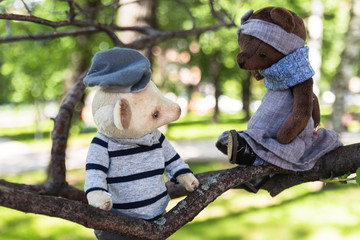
[84,48,151,92]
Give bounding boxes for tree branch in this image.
[174,0,196,28]
[1,146,359,239]
[66,0,77,22]
[0,13,71,28]
[20,0,33,16]
[0,165,281,239]
[47,70,87,186]
[262,143,360,196]
[0,27,100,43]
[0,2,236,46]
[127,22,235,50]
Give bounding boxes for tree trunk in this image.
[117,0,157,59]
[211,52,221,123]
[331,0,360,132]
[308,0,324,95]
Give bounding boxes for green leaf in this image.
[339,172,351,179]
[355,168,360,185]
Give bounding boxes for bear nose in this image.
[236,53,246,69]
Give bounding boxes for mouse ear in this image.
[113,98,131,130]
[270,7,295,33]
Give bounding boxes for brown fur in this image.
[237,7,321,144]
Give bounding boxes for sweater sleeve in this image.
[84,133,110,196]
[160,133,192,183]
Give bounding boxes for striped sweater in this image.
[84,130,192,220]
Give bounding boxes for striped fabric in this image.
[84,130,192,220]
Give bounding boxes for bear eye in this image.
[259,52,267,58]
[152,111,159,119]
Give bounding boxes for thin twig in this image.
[66,0,76,22]
[0,27,100,43]
[127,22,235,49]
[21,0,33,16]
[209,0,225,23]
[174,0,196,29]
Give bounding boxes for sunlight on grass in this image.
[169,183,360,240]
[166,112,248,140]
[166,121,248,140]
[0,207,94,240]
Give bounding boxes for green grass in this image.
[169,183,360,240]
[0,110,343,145]
[0,207,95,240]
[0,112,249,146]
[1,165,360,240]
[166,112,248,140]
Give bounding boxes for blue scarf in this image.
[259,47,314,91]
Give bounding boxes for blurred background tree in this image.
[1,0,359,134]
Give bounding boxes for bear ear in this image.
[113,98,132,130]
[270,7,295,33]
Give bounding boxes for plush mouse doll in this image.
[216,7,342,191]
[83,48,199,240]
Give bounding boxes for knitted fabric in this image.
[259,47,315,90]
[84,130,192,220]
[84,48,151,93]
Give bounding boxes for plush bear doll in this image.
[83,48,199,240]
[216,7,342,191]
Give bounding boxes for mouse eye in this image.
[152,111,159,119]
[259,52,267,58]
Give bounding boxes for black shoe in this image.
[242,176,270,193]
[215,139,228,155]
[227,130,256,165]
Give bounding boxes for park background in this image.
[1,0,360,239]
